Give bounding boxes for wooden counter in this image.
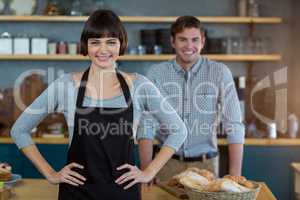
[8,179,276,200]
[291,162,300,197]
[1,137,300,146]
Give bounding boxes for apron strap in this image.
[116,71,133,109]
[76,68,90,108]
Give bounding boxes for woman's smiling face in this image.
[87,37,121,69]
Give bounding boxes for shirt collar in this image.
[172,55,203,74]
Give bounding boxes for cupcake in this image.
[0,163,12,181]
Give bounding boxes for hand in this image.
[115,164,155,190]
[47,162,86,186]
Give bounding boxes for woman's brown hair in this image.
[80,9,128,56]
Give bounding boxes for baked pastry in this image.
[0,163,12,181]
[173,168,214,181]
[223,175,255,189]
[180,171,210,186]
[168,167,255,193]
[169,168,212,189]
[205,178,251,193]
[179,176,205,191]
[198,169,215,181]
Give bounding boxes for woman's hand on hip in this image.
[47,162,86,186]
[115,164,155,190]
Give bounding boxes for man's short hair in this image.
[80,9,128,56]
[170,16,202,37]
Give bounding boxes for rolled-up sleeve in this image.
[136,67,159,141]
[10,76,62,149]
[136,112,158,140]
[221,66,245,144]
[136,75,187,151]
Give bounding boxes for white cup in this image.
[68,43,77,55]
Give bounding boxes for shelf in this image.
[0,54,282,62]
[0,15,283,24]
[0,137,68,144]
[1,137,300,146]
[219,138,300,146]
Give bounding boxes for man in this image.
[137,16,244,181]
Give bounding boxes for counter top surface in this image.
[292,162,300,173]
[8,179,276,200]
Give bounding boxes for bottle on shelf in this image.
[238,0,247,17]
[267,122,277,139]
[248,0,259,17]
[288,113,299,138]
[70,0,82,16]
[235,76,246,122]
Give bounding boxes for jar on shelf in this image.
[0,32,13,54]
[58,41,67,54]
[14,34,30,55]
[68,42,78,55]
[48,42,57,55]
[31,34,48,55]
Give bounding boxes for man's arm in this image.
[220,65,245,176]
[228,143,243,176]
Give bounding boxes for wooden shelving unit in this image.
[0,54,282,62]
[0,15,282,62]
[0,15,282,24]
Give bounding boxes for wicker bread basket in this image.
[185,182,261,200]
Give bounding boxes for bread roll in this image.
[179,171,210,191]
[206,179,251,193]
[179,176,205,191]
[223,175,255,189]
[198,169,215,181]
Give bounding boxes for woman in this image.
[11,9,187,200]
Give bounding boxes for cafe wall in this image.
[289,0,300,119]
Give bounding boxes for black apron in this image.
[58,68,140,200]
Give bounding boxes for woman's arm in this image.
[116,74,187,189]
[22,145,85,186]
[11,74,85,185]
